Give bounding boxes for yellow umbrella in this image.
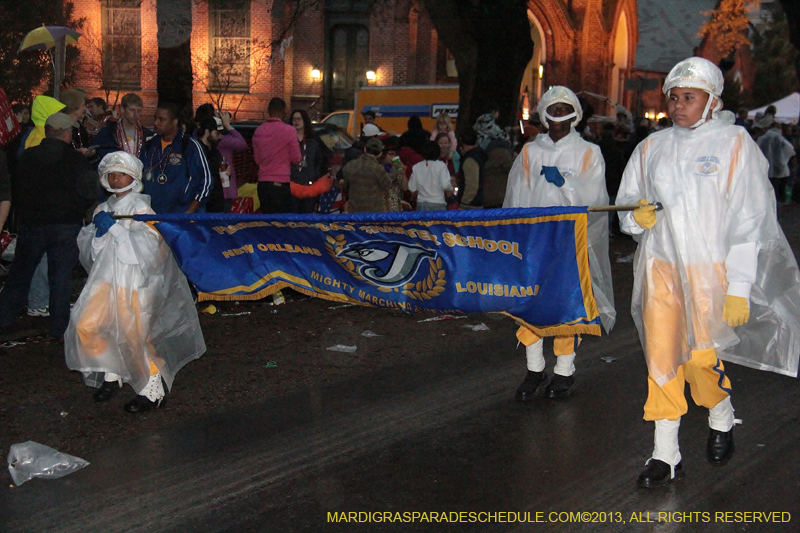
[18,25,81,52]
[18,25,81,100]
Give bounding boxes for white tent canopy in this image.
[748,92,800,125]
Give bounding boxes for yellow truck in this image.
[321,85,459,138]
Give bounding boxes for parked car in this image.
[230,121,355,185]
[312,122,355,153]
[320,110,354,132]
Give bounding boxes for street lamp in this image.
[366,69,376,82]
[310,67,321,80]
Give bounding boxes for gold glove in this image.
[632,199,657,229]
[722,295,750,327]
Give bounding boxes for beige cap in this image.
[45,112,79,130]
[365,137,384,153]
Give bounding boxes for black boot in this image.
[707,429,734,465]
[93,380,121,402]
[515,370,547,401]
[544,374,575,399]
[124,395,166,413]
[637,459,684,488]
[125,373,166,413]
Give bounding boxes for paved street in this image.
[2,219,800,532]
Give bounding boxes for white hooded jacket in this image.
[65,152,206,394]
[504,129,616,333]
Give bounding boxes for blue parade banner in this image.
[136,207,601,336]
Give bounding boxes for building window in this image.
[101,0,141,90]
[209,0,251,93]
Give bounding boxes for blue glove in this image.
[94,211,116,238]
[541,166,565,187]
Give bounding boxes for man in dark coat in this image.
[0,113,97,338]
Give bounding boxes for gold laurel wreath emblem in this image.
[399,257,446,300]
[325,234,365,281]
[325,234,445,299]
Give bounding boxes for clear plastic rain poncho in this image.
[65,152,206,393]
[757,126,796,178]
[616,58,800,385]
[504,86,616,333]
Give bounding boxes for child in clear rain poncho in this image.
[617,57,800,488]
[503,86,616,402]
[65,151,206,413]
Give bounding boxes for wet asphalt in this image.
[2,227,800,532]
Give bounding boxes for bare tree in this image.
[80,22,141,111]
[193,37,272,118]
[190,0,322,118]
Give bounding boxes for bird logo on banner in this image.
[341,241,435,286]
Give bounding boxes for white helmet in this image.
[98,151,144,194]
[537,86,583,129]
[663,57,724,128]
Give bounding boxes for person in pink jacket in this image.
[429,112,457,155]
[252,98,302,213]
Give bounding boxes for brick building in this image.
[633,0,759,120]
[70,0,638,124]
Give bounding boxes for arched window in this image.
[611,12,629,105]
[521,11,546,104]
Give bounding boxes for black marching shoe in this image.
[707,429,734,465]
[124,395,165,413]
[637,459,684,488]
[515,370,547,401]
[93,380,121,402]
[545,374,575,399]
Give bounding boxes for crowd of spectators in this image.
[1,86,798,337]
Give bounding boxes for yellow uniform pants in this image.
[644,348,731,421]
[76,283,160,377]
[516,326,581,355]
[642,259,731,421]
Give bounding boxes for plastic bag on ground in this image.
[361,330,383,337]
[8,441,89,486]
[326,344,357,353]
[418,315,467,323]
[463,323,490,331]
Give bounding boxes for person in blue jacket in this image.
[139,102,212,214]
[92,93,152,164]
